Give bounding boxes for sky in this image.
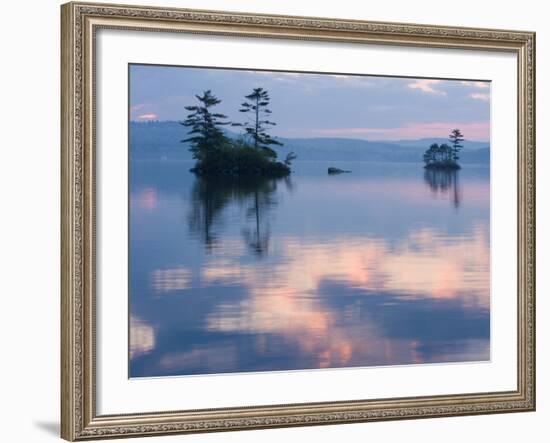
[129,64,490,142]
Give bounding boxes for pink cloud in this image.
[470,92,490,101]
[137,113,158,120]
[407,79,446,95]
[461,81,490,89]
[131,103,149,111]
[315,121,490,141]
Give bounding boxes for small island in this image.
[181,88,295,177]
[423,128,465,170]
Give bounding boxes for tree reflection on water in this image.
[130,161,490,377]
[188,175,287,255]
[424,168,462,208]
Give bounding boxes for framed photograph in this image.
[61,1,536,440]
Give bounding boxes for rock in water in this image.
[328,167,351,174]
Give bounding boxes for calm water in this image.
[129,160,490,377]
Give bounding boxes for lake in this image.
[129,160,490,377]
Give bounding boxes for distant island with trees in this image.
[181,88,295,177]
[423,128,465,170]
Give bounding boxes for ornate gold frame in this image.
[61,1,536,440]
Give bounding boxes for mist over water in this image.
[129,159,490,377]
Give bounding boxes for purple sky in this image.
[130,64,490,141]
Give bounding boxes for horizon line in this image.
[129,120,490,144]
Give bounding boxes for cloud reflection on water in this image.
[129,316,156,359]
[199,226,489,371]
[150,266,192,294]
[129,162,490,377]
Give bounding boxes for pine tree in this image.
[423,143,439,165]
[234,88,282,158]
[440,143,453,162]
[181,90,230,161]
[449,128,464,162]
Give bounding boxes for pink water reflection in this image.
[129,162,491,376]
[200,226,489,370]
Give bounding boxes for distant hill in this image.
[129,121,490,164]
[385,138,490,151]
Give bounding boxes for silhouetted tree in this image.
[440,143,453,162]
[449,128,465,162]
[423,143,441,165]
[283,152,297,166]
[235,88,282,158]
[422,131,462,170]
[181,90,231,162]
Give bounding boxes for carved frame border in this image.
[61,2,535,440]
